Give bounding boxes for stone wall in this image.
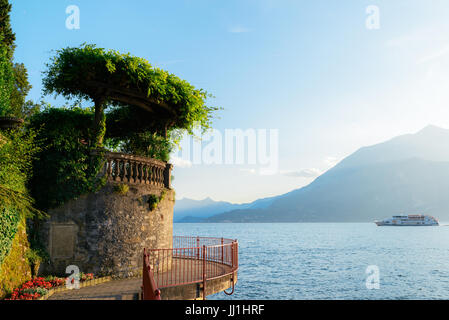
[39,182,175,278]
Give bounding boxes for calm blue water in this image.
[174,223,449,300]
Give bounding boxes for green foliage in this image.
[0,128,40,268]
[24,248,40,265]
[0,0,15,59]
[9,63,39,119]
[22,287,48,296]
[113,183,129,196]
[147,190,167,211]
[147,195,160,211]
[0,219,31,298]
[26,105,177,211]
[0,41,13,117]
[105,105,179,161]
[0,1,37,119]
[27,107,105,211]
[25,247,48,266]
[0,129,43,220]
[0,207,19,267]
[42,44,218,137]
[0,0,42,279]
[0,129,38,194]
[108,131,174,162]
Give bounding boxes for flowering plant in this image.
[80,272,94,282]
[6,277,62,300]
[5,273,94,300]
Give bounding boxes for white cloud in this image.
[323,156,339,168]
[280,168,322,178]
[280,156,340,179]
[240,168,257,174]
[417,44,449,64]
[170,156,192,168]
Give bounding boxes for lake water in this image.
[174,223,449,300]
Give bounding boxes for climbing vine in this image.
[27,107,102,211]
[0,129,41,268]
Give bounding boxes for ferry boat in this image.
[375,214,439,226]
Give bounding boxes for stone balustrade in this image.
[92,150,173,189]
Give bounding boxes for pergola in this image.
[43,44,212,146]
[85,79,178,140]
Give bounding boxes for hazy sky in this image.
[11,0,449,203]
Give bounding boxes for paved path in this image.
[48,278,141,300]
[48,258,232,300]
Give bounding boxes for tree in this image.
[0,0,38,119]
[0,0,15,59]
[43,44,218,147]
[0,38,13,116]
[10,63,39,118]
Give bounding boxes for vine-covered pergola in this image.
[43,44,216,147]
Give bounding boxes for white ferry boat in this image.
[375,214,439,226]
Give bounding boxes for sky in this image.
[11,0,449,203]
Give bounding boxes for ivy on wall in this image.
[0,207,19,268]
[27,107,102,211]
[0,219,32,299]
[0,129,40,268]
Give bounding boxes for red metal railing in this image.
[142,248,161,300]
[142,236,238,300]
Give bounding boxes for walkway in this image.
[48,278,141,300]
[48,258,234,300]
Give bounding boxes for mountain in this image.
[205,125,449,222]
[173,196,278,222]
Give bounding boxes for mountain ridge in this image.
[204,125,449,222]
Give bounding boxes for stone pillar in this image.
[164,163,173,189]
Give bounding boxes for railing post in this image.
[142,248,161,300]
[221,238,224,264]
[164,163,173,189]
[196,237,200,259]
[231,242,234,270]
[202,245,207,300]
[234,240,238,270]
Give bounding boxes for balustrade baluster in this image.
[96,152,172,188]
[151,166,156,185]
[143,164,148,184]
[119,160,124,181]
[158,167,163,186]
[107,159,113,180]
[125,160,130,182]
[131,161,136,183]
[137,163,142,183]
[136,162,141,183]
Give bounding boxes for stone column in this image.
[164,163,173,189]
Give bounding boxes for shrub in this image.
[113,183,129,195]
[147,190,167,211]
